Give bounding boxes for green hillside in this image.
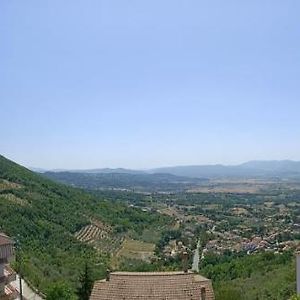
[200,251,296,300]
[0,155,170,294]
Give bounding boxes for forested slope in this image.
[0,155,170,294]
[201,250,296,300]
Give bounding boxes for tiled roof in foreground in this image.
[90,271,214,300]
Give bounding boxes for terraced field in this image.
[0,179,22,190]
[0,193,27,206]
[75,224,109,243]
[75,222,124,254]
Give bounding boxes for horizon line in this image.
[27,159,300,172]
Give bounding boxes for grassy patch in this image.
[116,238,155,262]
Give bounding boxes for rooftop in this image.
[90,271,214,300]
[0,233,13,246]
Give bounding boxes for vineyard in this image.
[75,222,124,254]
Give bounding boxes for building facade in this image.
[90,271,214,300]
[0,234,17,300]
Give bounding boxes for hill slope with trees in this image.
[0,155,170,296]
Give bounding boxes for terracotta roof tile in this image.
[0,233,13,246]
[90,271,214,300]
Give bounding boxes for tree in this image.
[46,282,76,300]
[77,262,94,300]
[216,286,242,300]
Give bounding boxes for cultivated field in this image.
[75,222,124,253]
[116,238,155,262]
[0,179,22,190]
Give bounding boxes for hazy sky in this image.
[1,1,300,169]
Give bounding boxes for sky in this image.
[1,0,300,169]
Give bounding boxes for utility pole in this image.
[19,273,23,300]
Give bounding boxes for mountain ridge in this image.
[150,160,300,178]
[31,160,300,178]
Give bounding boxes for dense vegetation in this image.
[0,155,171,296]
[201,251,296,300]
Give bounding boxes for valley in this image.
[1,155,300,299]
[42,166,300,299]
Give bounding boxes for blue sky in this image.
[1,0,300,169]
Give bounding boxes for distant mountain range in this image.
[36,160,300,179]
[31,167,144,174]
[150,160,300,178]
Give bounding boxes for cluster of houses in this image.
[201,229,299,257]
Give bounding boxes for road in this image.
[192,239,201,272]
[11,275,44,300]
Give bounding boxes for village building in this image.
[90,271,214,300]
[0,233,17,300]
